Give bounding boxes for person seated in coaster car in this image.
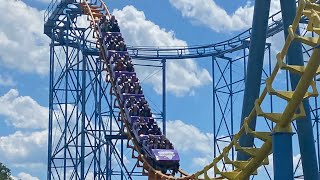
[147,118,155,127]
[110,53,120,64]
[152,125,162,135]
[138,116,145,123]
[116,41,127,51]
[126,60,135,72]
[117,73,127,85]
[128,74,139,85]
[114,60,126,72]
[120,82,133,94]
[129,103,140,116]
[157,136,173,150]
[125,96,136,109]
[116,34,124,42]
[159,135,165,143]
[107,40,116,50]
[154,139,160,149]
[124,53,131,61]
[99,15,107,27]
[110,15,120,32]
[102,17,111,32]
[140,104,152,117]
[133,82,143,94]
[103,15,120,33]
[133,117,145,126]
[99,15,108,38]
[147,140,154,150]
[165,140,174,149]
[141,123,149,135]
[147,123,158,135]
[111,23,120,32]
[104,32,113,43]
[113,57,125,68]
[137,97,147,109]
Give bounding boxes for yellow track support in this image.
[194,0,320,179]
[81,0,320,179]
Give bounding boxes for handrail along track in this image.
[81,0,320,179]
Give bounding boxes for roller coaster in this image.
[44,0,320,179]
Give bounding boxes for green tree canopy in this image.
[0,162,13,180]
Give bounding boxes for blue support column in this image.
[80,52,87,180]
[212,56,217,169]
[47,30,54,180]
[162,59,167,135]
[280,0,319,179]
[273,132,294,180]
[237,0,271,161]
[76,43,80,180]
[64,12,70,180]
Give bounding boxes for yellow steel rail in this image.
[194,0,320,179]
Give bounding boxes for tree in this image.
[0,162,13,180]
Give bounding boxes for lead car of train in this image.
[99,27,180,175]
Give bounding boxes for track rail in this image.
[80,0,320,179]
[80,9,283,60]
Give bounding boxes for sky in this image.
[0,0,310,179]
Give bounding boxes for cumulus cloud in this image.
[169,0,254,32]
[0,0,49,75]
[113,6,212,96]
[0,130,47,164]
[12,172,40,180]
[165,120,214,154]
[0,89,48,129]
[169,0,282,32]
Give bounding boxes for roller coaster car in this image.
[141,139,180,175]
[99,27,181,175]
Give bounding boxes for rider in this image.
[129,104,140,116]
[140,104,152,117]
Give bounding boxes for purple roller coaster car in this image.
[98,20,180,174]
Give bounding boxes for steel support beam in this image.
[162,59,167,135]
[238,0,271,161]
[273,132,294,180]
[280,0,319,179]
[47,29,55,180]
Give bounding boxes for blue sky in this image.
[0,0,309,179]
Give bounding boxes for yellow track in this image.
[80,0,320,179]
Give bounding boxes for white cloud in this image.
[169,0,282,32]
[12,172,40,180]
[0,89,48,129]
[113,6,212,96]
[0,0,49,75]
[165,120,214,154]
[169,0,254,32]
[0,74,16,86]
[0,130,47,163]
